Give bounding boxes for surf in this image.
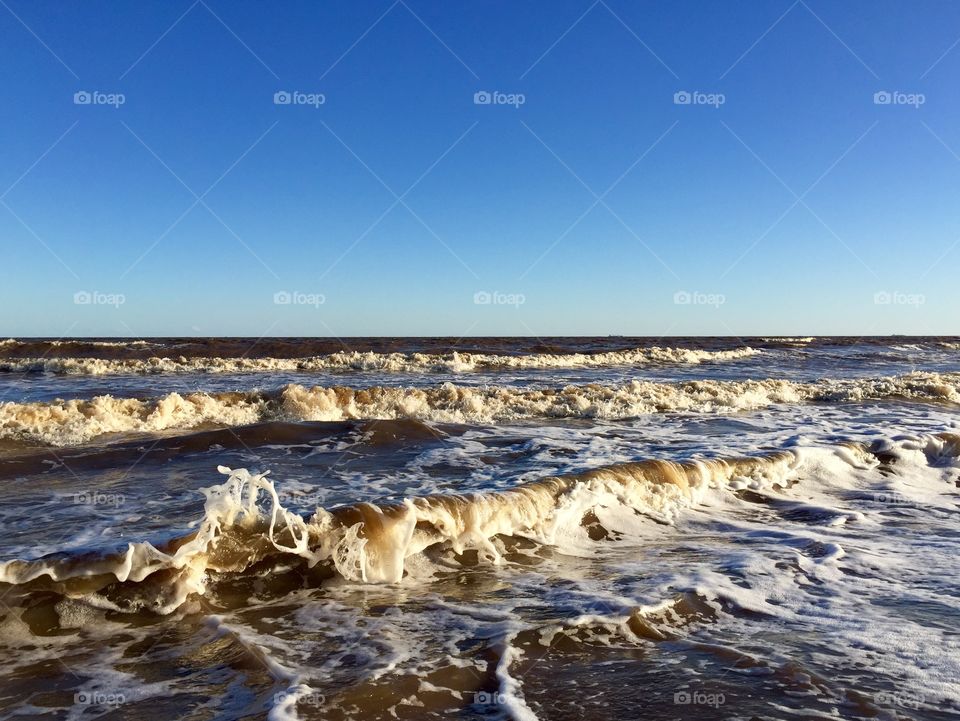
[0,345,762,375]
[1,371,958,446]
[2,432,956,616]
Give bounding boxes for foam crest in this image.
[0,346,760,375]
[1,372,958,446]
[0,448,804,606]
[0,466,295,613]
[3,433,959,615]
[0,391,268,446]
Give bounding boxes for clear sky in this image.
[1,0,958,337]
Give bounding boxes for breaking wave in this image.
[0,339,155,350]
[1,371,958,446]
[0,346,760,375]
[1,433,956,614]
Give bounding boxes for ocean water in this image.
[0,336,958,720]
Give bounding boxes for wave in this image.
[0,339,155,350]
[49,340,153,348]
[1,371,958,447]
[2,433,956,614]
[0,346,760,375]
[0,390,269,446]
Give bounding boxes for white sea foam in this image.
[0,391,268,446]
[495,636,539,721]
[0,346,760,375]
[1,372,957,446]
[2,432,958,721]
[0,445,802,595]
[2,434,956,613]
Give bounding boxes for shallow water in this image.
[0,337,958,720]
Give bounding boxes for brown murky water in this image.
[1,337,959,720]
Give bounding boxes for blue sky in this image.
[1,0,958,337]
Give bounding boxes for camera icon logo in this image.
[873,91,892,105]
[873,291,891,305]
[74,91,92,105]
[274,91,292,105]
[673,90,692,105]
[274,290,292,305]
[674,691,691,704]
[673,290,691,305]
[73,290,92,305]
[473,691,505,705]
[473,291,492,305]
[474,91,492,105]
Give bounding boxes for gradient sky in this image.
[1,0,958,337]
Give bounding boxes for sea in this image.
[0,336,958,720]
